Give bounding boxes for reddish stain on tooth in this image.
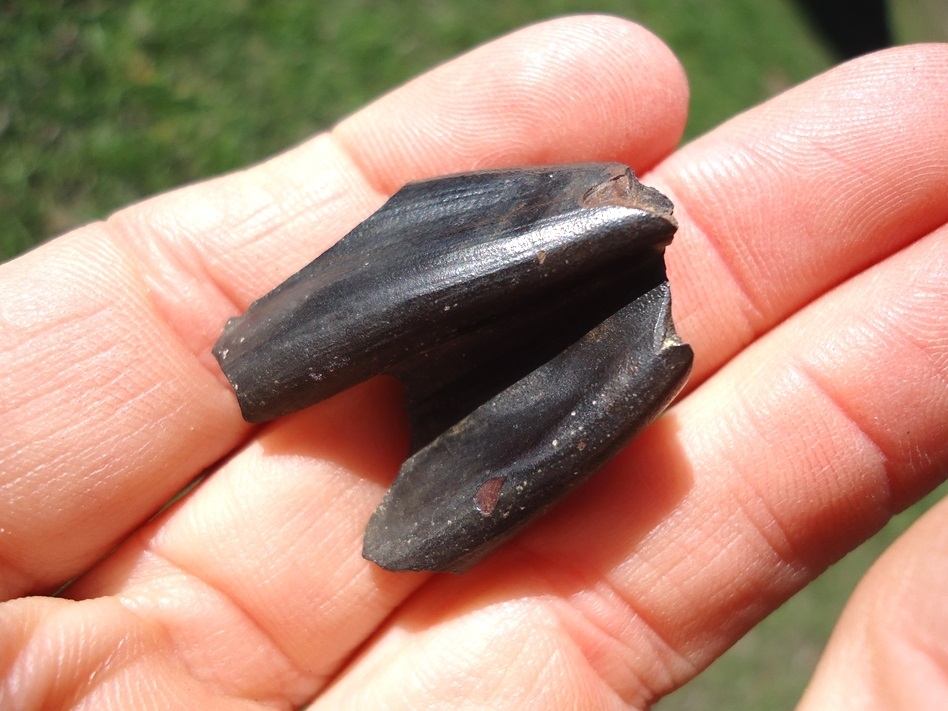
[475,476,506,516]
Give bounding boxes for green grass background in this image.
[2,1,944,708]
[3,0,837,258]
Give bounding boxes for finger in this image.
[0,232,243,599]
[796,495,948,711]
[0,597,263,710]
[650,44,948,390]
[316,203,948,710]
[0,15,687,598]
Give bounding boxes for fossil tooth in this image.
[213,163,693,573]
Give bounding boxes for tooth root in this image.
[212,163,692,573]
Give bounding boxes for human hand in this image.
[1,16,945,709]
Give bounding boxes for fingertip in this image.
[334,14,689,191]
[798,494,948,710]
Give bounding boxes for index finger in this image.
[0,16,689,599]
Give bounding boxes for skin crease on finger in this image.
[0,17,946,711]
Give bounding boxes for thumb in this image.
[797,492,948,710]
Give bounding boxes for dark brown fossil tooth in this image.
[212,163,693,573]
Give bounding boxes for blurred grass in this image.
[1,2,942,709]
[1,0,832,259]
